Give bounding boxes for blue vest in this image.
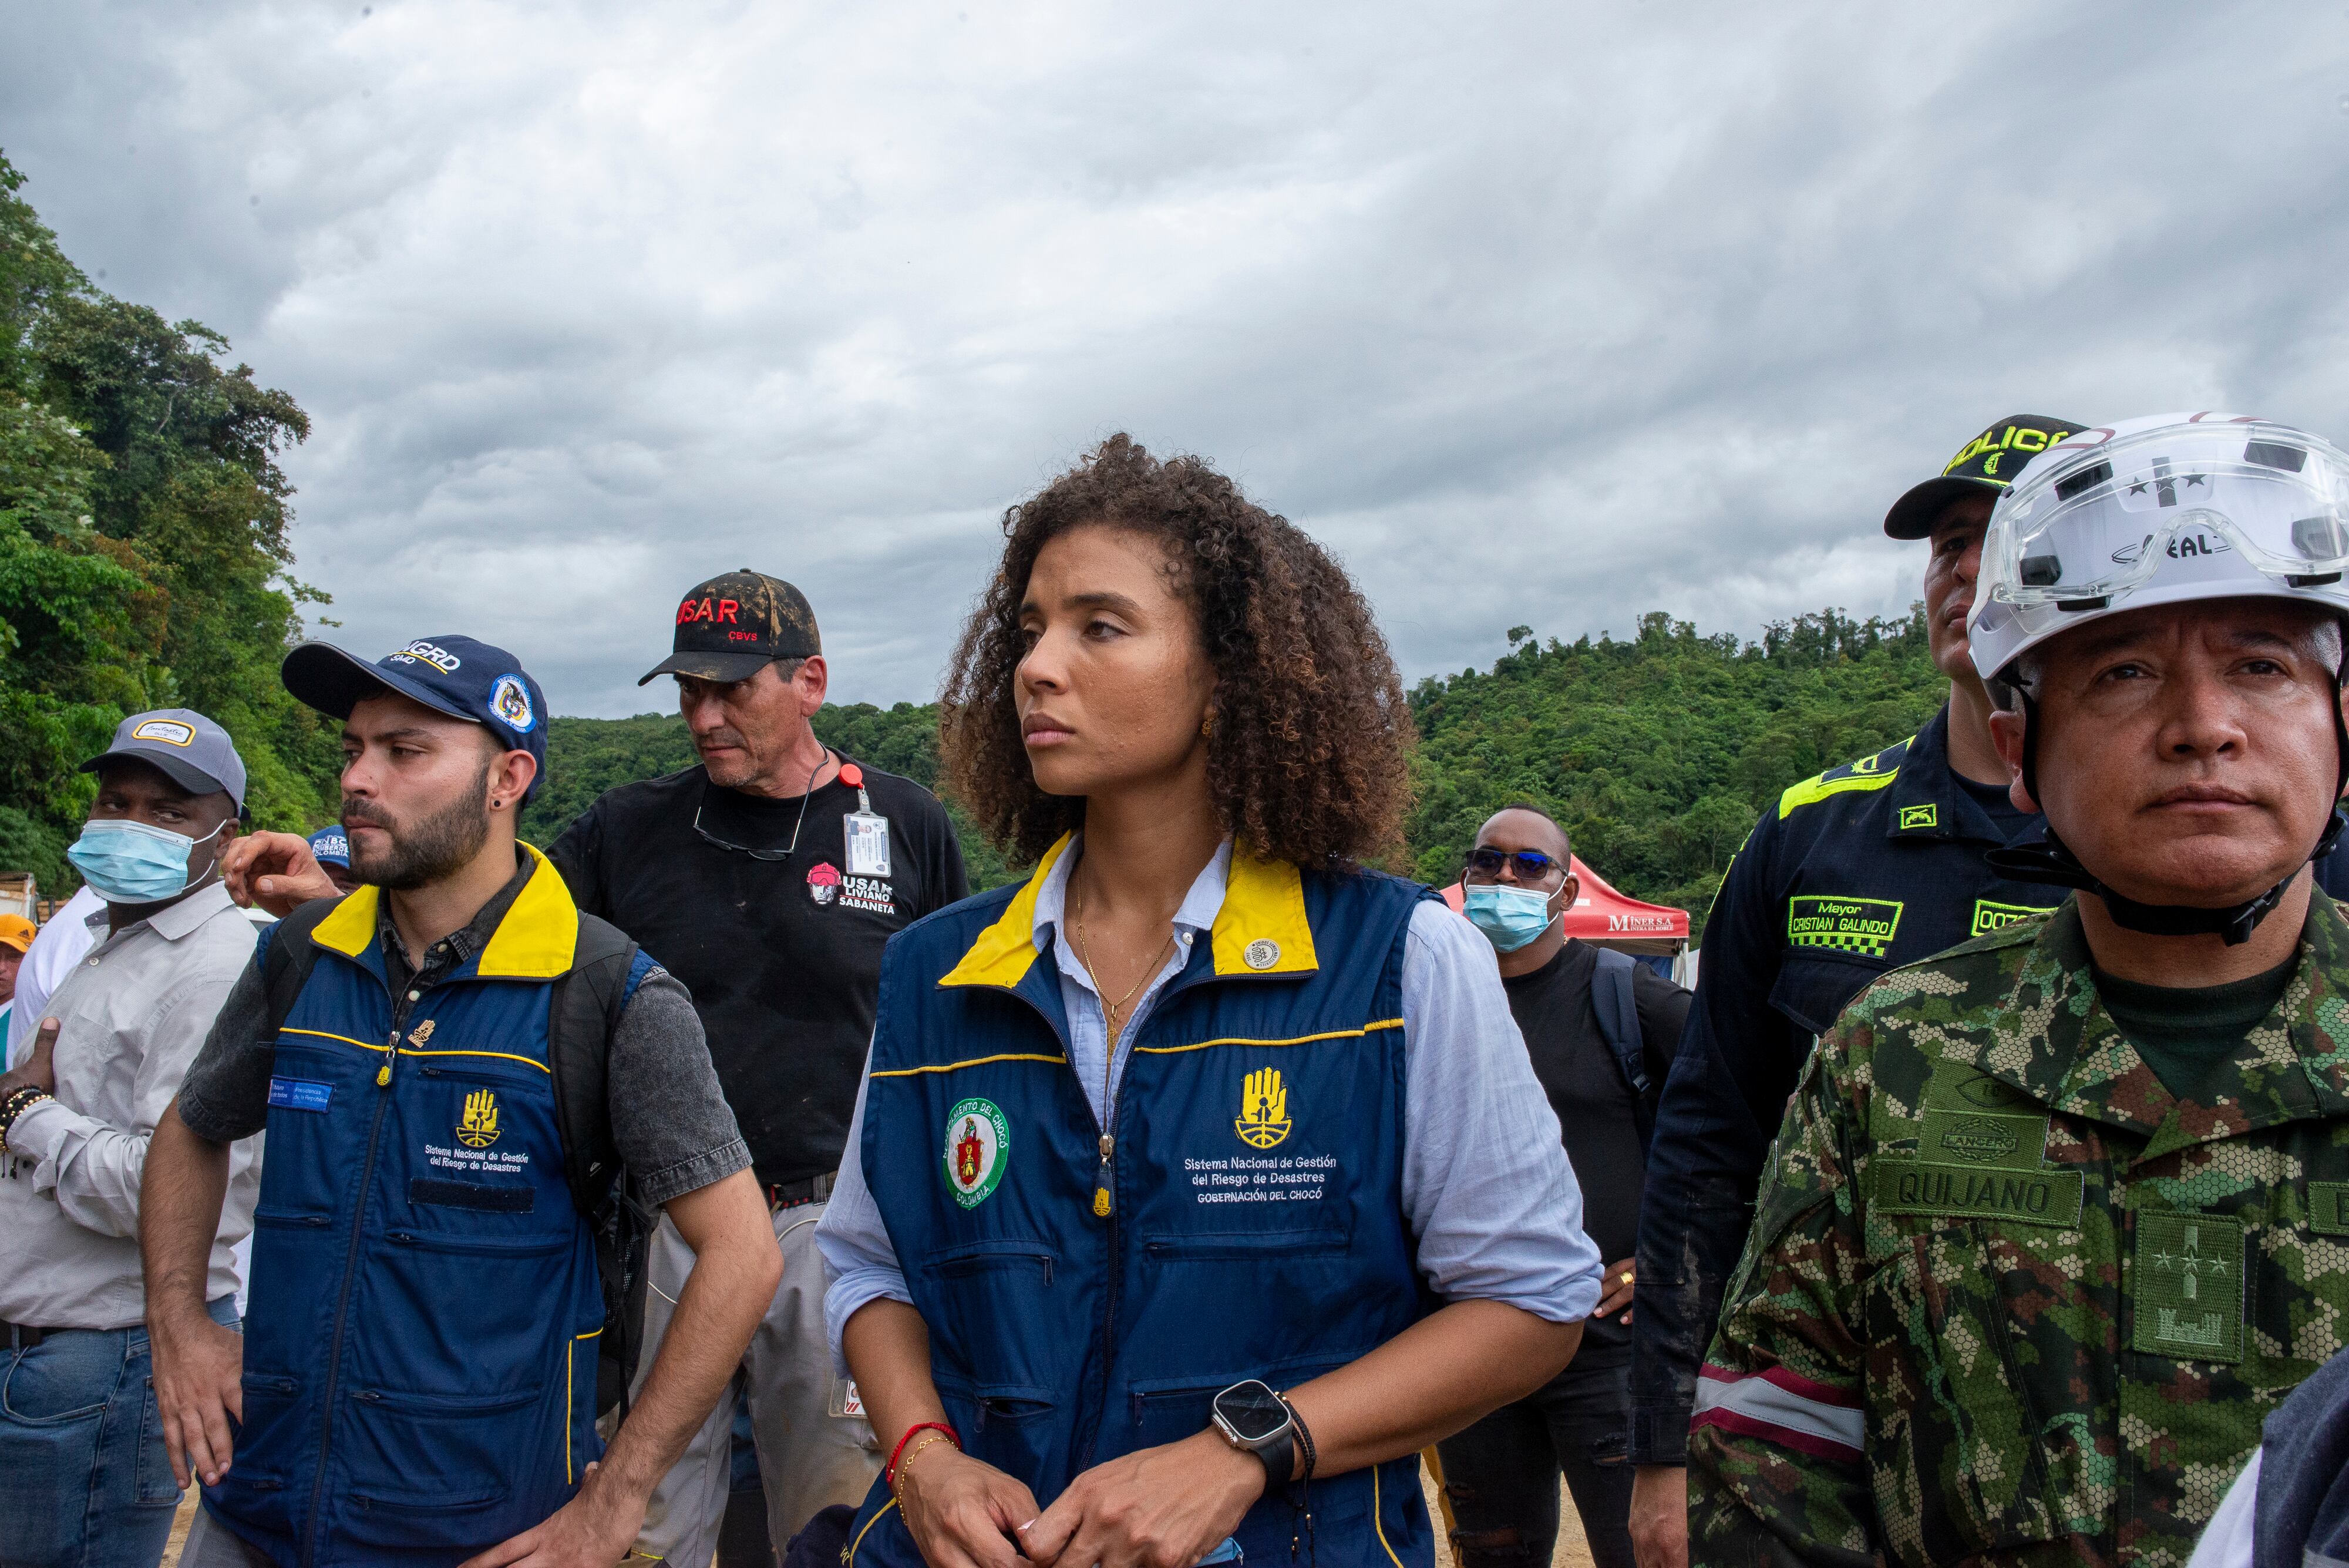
[207,847,607,1567]
[847,837,1440,1568]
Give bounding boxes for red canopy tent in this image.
[1440,855,1690,957]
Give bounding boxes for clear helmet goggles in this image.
[1971,413,2349,681]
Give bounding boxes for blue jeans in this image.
[1433,1354,1636,1568]
[0,1297,240,1568]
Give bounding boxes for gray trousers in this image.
[177,1509,271,1568]
[622,1199,880,1568]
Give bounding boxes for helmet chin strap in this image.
[1991,679,2349,947]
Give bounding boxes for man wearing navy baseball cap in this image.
[304,827,359,897]
[143,635,782,1568]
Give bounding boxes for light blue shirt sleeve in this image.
[815,1063,905,1365]
[815,887,1605,1361]
[1396,900,1602,1323]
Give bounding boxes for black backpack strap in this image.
[257,897,342,1040]
[548,914,655,1420]
[1591,947,1659,1155]
[549,916,638,1217]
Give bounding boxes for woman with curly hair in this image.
[816,436,1601,1568]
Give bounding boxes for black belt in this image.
[2,1321,60,1349]
[769,1172,835,1211]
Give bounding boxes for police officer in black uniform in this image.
[1624,413,2349,1567]
[1624,415,2082,1565]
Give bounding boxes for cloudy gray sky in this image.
[5,2,2347,715]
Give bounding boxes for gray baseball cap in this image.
[80,709,248,811]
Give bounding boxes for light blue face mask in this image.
[67,817,227,906]
[1463,882,1559,953]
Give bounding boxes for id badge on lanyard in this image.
[840,763,891,879]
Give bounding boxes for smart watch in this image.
[1210,1379,1295,1492]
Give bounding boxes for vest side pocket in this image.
[933,1373,1058,1485]
[335,1384,543,1546]
[918,1240,1061,1395]
[206,1375,302,1537]
[1123,1352,1363,1479]
[367,1229,571,1395]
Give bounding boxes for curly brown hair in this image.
[940,434,1413,869]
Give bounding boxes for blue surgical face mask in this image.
[1463,882,1559,953]
[67,817,226,905]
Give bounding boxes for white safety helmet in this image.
[1967,412,2349,945]
[1969,412,2349,685]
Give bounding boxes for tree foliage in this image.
[1409,608,1947,931]
[0,150,335,891]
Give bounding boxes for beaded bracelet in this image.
[886,1421,960,1492]
[0,1086,52,1147]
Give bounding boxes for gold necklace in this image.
[1071,877,1177,1035]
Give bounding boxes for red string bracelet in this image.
[886,1421,959,1490]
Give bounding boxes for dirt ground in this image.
[164,1493,196,1564]
[164,1466,1597,1568]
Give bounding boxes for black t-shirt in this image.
[1956,770,2032,834]
[2094,955,2297,1110]
[548,761,970,1190]
[1502,939,1692,1359]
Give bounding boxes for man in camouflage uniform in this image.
[1688,413,2349,1566]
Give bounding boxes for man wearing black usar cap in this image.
[548,571,970,1566]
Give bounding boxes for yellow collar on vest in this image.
[309,842,581,979]
[939,832,1319,989]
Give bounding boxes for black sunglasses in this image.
[1465,847,1562,879]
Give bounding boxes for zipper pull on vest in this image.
[1094,1133,1114,1217]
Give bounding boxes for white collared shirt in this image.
[816,838,1603,1357]
[0,881,263,1327]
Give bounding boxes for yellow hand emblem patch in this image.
[1235,1067,1293,1149]
[457,1088,502,1149]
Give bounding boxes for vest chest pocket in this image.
[1859,1223,2062,1562]
[399,1063,564,1236]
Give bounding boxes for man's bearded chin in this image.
[344,777,492,892]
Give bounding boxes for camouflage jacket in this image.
[1687,893,2349,1568]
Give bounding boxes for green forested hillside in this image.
[529,609,1950,933]
[1406,609,1947,927]
[0,151,339,892]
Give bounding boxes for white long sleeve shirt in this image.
[0,881,263,1327]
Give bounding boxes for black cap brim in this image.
[282,642,483,728]
[78,749,234,800]
[636,650,780,687]
[1884,475,2003,540]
